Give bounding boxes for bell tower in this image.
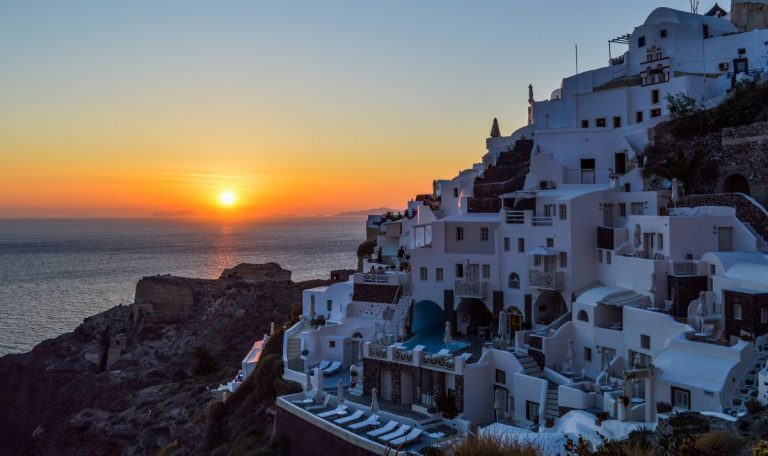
[731,0,768,31]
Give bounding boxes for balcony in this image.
[504,211,554,227]
[454,280,488,298]
[528,270,564,290]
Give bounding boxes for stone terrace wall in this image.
[677,193,768,242]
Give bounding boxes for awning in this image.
[526,246,560,256]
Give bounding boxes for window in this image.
[651,108,662,118]
[619,203,626,217]
[641,334,651,350]
[559,252,567,268]
[598,249,603,263]
[596,118,607,128]
[613,116,622,128]
[584,347,592,362]
[495,369,506,384]
[651,89,660,104]
[480,226,489,241]
[606,251,612,265]
[638,36,646,48]
[710,264,716,275]
[544,204,555,217]
[327,300,333,312]
[456,226,464,241]
[581,119,589,128]
[630,202,645,215]
[559,204,567,220]
[660,29,668,38]
[546,238,554,247]
[636,111,644,123]
[517,238,525,253]
[508,273,520,289]
[436,268,444,282]
[453,188,459,198]
[420,267,428,281]
[526,401,540,422]
[456,264,464,278]
[762,308,768,324]
[734,303,742,320]
[482,264,491,279]
[672,387,691,410]
[533,255,542,267]
[657,233,664,250]
[504,237,510,252]
[577,310,589,322]
[329,340,336,348]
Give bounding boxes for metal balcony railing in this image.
[528,270,564,290]
[454,280,488,298]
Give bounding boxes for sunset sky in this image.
[1,0,695,218]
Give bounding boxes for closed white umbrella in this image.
[697,291,707,332]
[371,387,379,414]
[270,321,276,336]
[305,370,313,400]
[398,318,407,339]
[567,339,574,365]
[498,311,508,340]
[337,379,346,405]
[443,321,452,348]
[671,178,680,208]
[314,367,324,401]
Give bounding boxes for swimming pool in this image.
[402,322,469,354]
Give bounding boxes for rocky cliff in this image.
[0,264,328,456]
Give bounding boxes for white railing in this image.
[532,216,553,227]
[505,211,525,224]
[369,344,388,360]
[528,270,564,290]
[423,353,456,371]
[454,280,488,298]
[564,168,612,184]
[392,348,414,363]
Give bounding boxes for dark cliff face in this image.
[0,269,328,456]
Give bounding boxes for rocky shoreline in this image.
[0,263,343,456]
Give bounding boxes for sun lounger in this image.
[436,348,451,356]
[366,420,399,437]
[317,360,331,371]
[460,352,472,361]
[334,409,364,424]
[378,424,411,443]
[322,360,342,375]
[317,404,348,418]
[305,395,331,411]
[426,431,445,439]
[388,428,423,446]
[348,414,380,430]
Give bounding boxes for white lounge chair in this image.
[317,360,331,371]
[436,349,451,356]
[379,424,411,443]
[460,352,472,361]
[317,404,348,418]
[426,431,445,439]
[334,409,364,424]
[305,395,331,411]
[388,428,423,446]
[349,414,380,430]
[366,420,399,437]
[322,360,342,375]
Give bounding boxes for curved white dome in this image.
[644,7,738,32]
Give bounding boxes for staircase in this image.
[385,296,411,339]
[545,383,560,420]
[516,353,545,379]
[286,336,301,360]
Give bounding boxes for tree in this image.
[689,0,700,14]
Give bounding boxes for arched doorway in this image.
[724,174,751,195]
[412,300,443,333]
[351,332,363,365]
[456,298,492,336]
[505,306,524,334]
[533,291,567,326]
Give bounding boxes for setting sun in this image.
[219,191,236,207]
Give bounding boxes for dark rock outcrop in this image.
[0,264,329,456]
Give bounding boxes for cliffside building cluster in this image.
[276,3,768,454]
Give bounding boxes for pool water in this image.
[403,323,469,354]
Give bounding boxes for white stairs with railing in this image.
[385,295,411,339]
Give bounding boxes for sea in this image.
[0,217,365,357]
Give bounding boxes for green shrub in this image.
[193,346,220,376]
[695,430,746,455]
[453,434,542,456]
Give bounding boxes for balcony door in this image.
[603,204,614,227]
[543,256,556,273]
[718,227,733,252]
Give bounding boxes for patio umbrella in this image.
[270,321,275,336]
[314,367,324,401]
[398,318,407,339]
[671,178,680,208]
[567,339,574,367]
[697,291,707,332]
[305,370,313,400]
[371,387,379,414]
[443,321,452,348]
[497,311,508,340]
[337,379,346,405]
[634,224,642,248]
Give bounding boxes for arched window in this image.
[577,309,589,322]
[508,273,520,289]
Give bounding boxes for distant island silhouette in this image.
[336,207,397,216]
